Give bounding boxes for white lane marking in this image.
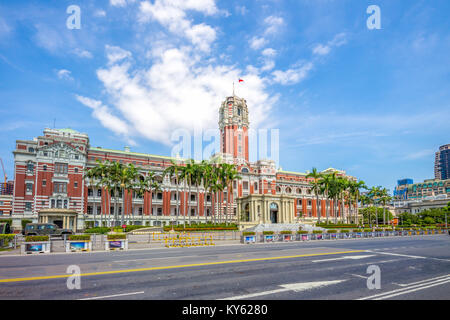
[312,255,375,263]
[78,291,145,300]
[348,273,368,279]
[374,280,450,300]
[358,276,450,300]
[392,274,450,287]
[220,280,347,300]
[368,251,450,262]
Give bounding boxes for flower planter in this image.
[21,241,51,254]
[66,240,92,252]
[105,239,128,250]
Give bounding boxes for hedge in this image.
[25,235,49,242]
[107,234,126,240]
[297,231,309,234]
[280,231,292,234]
[0,234,15,245]
[313,230,323,234]
[263,231,274,235]
[242,232,255,236]
[69,235,91,241]
[326,230,338,233]
[85,227,111,234]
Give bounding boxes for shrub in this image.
[313,230,323,234]
[263,231,274,235]
[69,235,91,241]
[107,234,126,240]
[340,229,352,233]
[0,234,15,246]
[125,225,148,232]
[327,230,337,233]
[242,232,255,236]
[363,228,372,232]
[85,227,111,234]
[25,235,49,242]
[280,231,292,234]
[297,231,309,234]
[375,229,383,232]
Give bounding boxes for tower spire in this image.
[232,81,235,97]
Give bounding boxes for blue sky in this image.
[0,0,449,193]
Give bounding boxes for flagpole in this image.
[232,82,235,97]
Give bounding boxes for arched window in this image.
[241,167,249,173]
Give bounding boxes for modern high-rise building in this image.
[435,144,450,180]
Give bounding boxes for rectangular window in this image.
[53,182,67,193]
[25,202,32,211]
[42,180,46,187]
[26,183,33,193]
[0,201,3,206]
[88,188,93,196]
[97,189,102,197]
[97,207,101,214]
[55,163,68,174]
[87,206,93,215]
[74,182,78,188]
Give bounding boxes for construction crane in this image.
[0,157,6,192]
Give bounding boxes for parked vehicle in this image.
[22,223,73,237]
[0,223,11,234]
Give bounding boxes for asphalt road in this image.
[0,235,449,300]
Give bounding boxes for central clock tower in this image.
[218,94,249,163]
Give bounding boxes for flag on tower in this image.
[238,78,244,83]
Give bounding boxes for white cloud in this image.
[76,95,135,144]
[81,46,275,146]
[57,69,74,81]
[110,0,127,7]
[262,48,277,57]
[264,15,284,35]
[272,62,313,85]
[73,48,93,58]
[138,0,218,52]
[312,33,347,56]
[312,44,330,56]
[105,45,132,64]
[94,10,107,17]
[249,36,267,50]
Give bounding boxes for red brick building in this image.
[10,94,356,230]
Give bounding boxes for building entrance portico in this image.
[38,209,79,231]
[237,194,295,228]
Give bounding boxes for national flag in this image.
[238,78,244,83]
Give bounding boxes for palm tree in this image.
[369,186,383,226]
[307,168,323,223]
[350,180,367,224]
[184,159,196,225]
[318,173,332,223]
[379,188,392,226]
[141,171,161,226]
[164,160,182,226]
[123,163,139,225]
[224,163,241,225]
